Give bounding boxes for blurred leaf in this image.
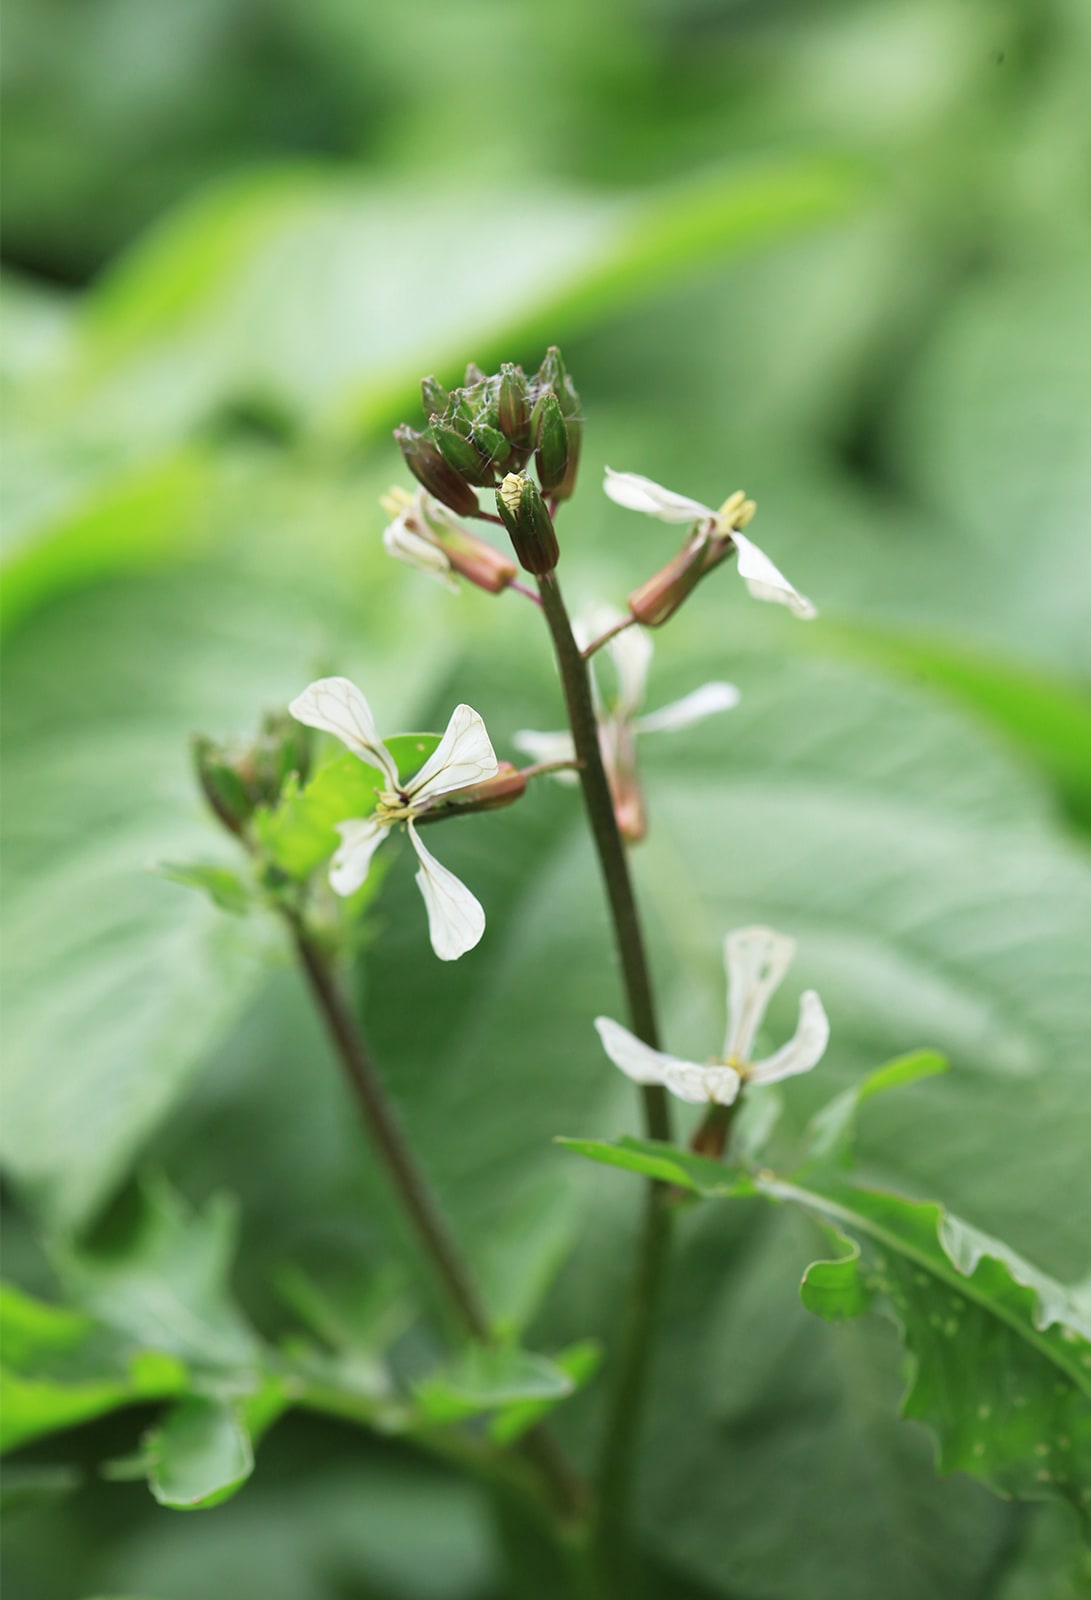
[0,1281,186,1452]
[802,1050,948,1169]
[143,1396,255,1511]
[764,1174,1091,1518]
[821,623,1091,832]
[412,1344,578,1426]
[0,1463,82,1512]
[155,862,255,916]
[488,1341,602,1446]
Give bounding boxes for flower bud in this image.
[395,425,479,517]
[495,472,560,576]
[601,722,646,844]
[497,363,532,455]
[534,393,569,495]
[430,418,496,487]
[532,347,582,501]
[450,762,529,812]
[464,361,488,386]
[193,714,311,837]
[420,375,450,416]
[626,526,726,627]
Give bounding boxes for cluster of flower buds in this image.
[193,712,311,838]
[395,348,582,575]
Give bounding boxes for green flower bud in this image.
[420,375,450,416]
[534,393,569,495]
[395,424,479,517]
[532,346,582,500]
[464,361,488,385]
[495,472,560,576]
[431,418,496,487]
[497,363,532,455]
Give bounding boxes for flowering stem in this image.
[535,569,675,1584]
[288,919,587,1526]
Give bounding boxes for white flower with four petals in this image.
[595,926,829,1105]
[289,677,499,961]
[603,467,817,620]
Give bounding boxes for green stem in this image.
[535,569,675,1586]
[289,920,586,1526]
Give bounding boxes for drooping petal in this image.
[407,821,485,960]
[723,926,796,1064]
[594,1017,708,1089]
[289,677,399,787]
[603,468,714,525]
[329,816,389,896]
[382,513,459,591]
[634,681,740,735]
[607,623,654,719]
[748,990,830,1084]
[731,531,816,620]
[406,703,499,804]
[661,1062,742,1106]
[512,728,580,783]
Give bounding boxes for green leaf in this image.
[412,1344,578,1426]
[762,1173,1091,1517]
[557,1134,747,1197]
[254,735,441,880]
[487,1341,602,1446]
[802,1050,949,1169]
[0,1280,187,1453]
[154,861,255,916]
[143,1396,254,1511]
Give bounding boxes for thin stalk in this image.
[580,612,637,660]
[289,921,586,1526]
[535,569,675,1584]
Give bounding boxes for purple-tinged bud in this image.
[395,424,479,517]
[495,472,560,576]
[626,526,727,627]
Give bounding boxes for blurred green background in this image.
[3,0,1090,1596]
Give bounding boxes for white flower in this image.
[595,926,829,1105]
[603,467,816,620]
[514,605,738,840]
[289,677,499,961]
[380,486,517,595]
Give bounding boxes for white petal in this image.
[731,531,816,620]
[512,728,580,783]
[329,816,388,896]
[407,822,485,960]
[405,703,499,803]
[724,926,796,1064]
[603,468,714,525]
[289,677,399,787]
[661,1062,742,1106]
[634,681,740,735]
[594,1017,706,1089]
[572,602,627,653]
[382,515,458,592]
[607,624,654,719]
[749,990,830,1084]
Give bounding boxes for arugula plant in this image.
[4,349,1088,1597]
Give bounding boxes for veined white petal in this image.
[603,467,714,525]
[661,1062,742,1106]
[731,531,816,620]
[608,623,654,719]
[407,822,485,960]
[382,515,459,592]
[289,677,399,787]
[406,703,500,803]
[748,990,830,1085]
[329,816,388,896]
[634,681,740,735]
[724,926,796,1064]
[512,728,580,783]
[593,1016,705,1089]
